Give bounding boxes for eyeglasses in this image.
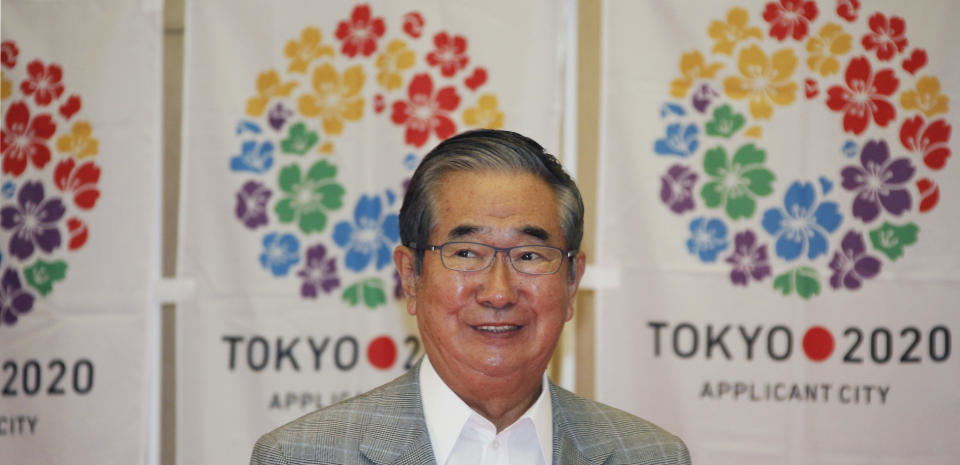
[420,241,574,275]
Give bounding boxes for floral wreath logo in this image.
[655,0,951,299]
[1,40,101,326]
[230,4,505,308]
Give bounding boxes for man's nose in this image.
[476,252,518,309]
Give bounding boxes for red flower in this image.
[862,13,907,61]
[391,74,460,148]
[1,41,18,68]
[427,32,469,77]
[836,0,860,22]
[1,101,56,176]
[20,60,65,106]
[54,158,101,209]
[900,115,951,170]
[762,0,818,41]
[826,57,898,135]
[335,4,385,58]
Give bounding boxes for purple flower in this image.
[841,140,915,223]
[235,180,272,229]
[829,231,882,290]
[297,244,340,298]
[660,164,698,214]
[1,181,65,261]
[0,268,35,326]
[393,270,403,299]
[724,230,771,286]
[692,83,719,113]
[268,102,293,131]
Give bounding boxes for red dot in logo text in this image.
[802,326,834,362]
[367,336,397,369]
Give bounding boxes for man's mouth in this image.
[473,325,523,333]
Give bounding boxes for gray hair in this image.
[399,129,584,274]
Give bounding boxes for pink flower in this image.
[862,13,907,61]
[391,74,460,148]
[762,0,818,41]
[426,32,469,77]
[20,60,65,106]
[826,57,898,135]
[335,4,385,58]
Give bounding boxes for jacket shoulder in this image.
[551,384,691,464]
[250,372,423,464]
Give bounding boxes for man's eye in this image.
[453,248,480,258]
[516,250,543,261]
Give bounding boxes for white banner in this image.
[598,0,959,463]
[177,1,571,463]
[0,1,162,463]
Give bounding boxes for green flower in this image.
[275,160,345,234]
[342,278,386,309]
[281,122,319,155]
[701,143,775,219]
[773,266,820,299]
[869,222,918,261]
[705,104,746,138]
[24,259,68,296]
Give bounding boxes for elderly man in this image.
[251,130,690,464]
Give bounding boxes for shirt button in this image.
[490,440,500,450]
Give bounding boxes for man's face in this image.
[395,170,585,387]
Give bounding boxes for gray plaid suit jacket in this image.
[250,365,690,465]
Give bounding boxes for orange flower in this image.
[901,76,949,117]
[246,70,299,117]
[0,72,10,100]
[708,8,763,56]
[375,40,415,91]
[462,94,503,129]
[670,51,724,98]
[806,23,852,76]
[55,121,99,159]
[284,27,334,74]
[723,45,797,119]
[297,64,365,135]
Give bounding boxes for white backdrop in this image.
[597,1,959,463]
[176,1,572,463]
[0,1,162,463]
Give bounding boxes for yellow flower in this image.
[375,40,415,91]
[284,27,334,74]
[297,63,365,135]
[1,72,11,100]
[246,69,299,117]
[462,94,504,129]
[901,76,949,117]
[670,51,724,98]
[805,23,852,77]
[708,7,763,56]
[55,121,99,159]
[723,45,797,119]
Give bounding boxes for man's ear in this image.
[393,245,418,315]
[564,251,587,322]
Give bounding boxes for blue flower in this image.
[333,195,399,272]
[654,123,699,157]
[1,181,14,199]
[762,181,842,261]
[259,232,300,276]
[686,217,728,262]
[230,140,274,174]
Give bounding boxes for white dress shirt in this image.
[419,356,553,465]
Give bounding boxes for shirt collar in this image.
[419,355,553,465]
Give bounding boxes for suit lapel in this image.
[358,364,438,465]
[550,383,615,465]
